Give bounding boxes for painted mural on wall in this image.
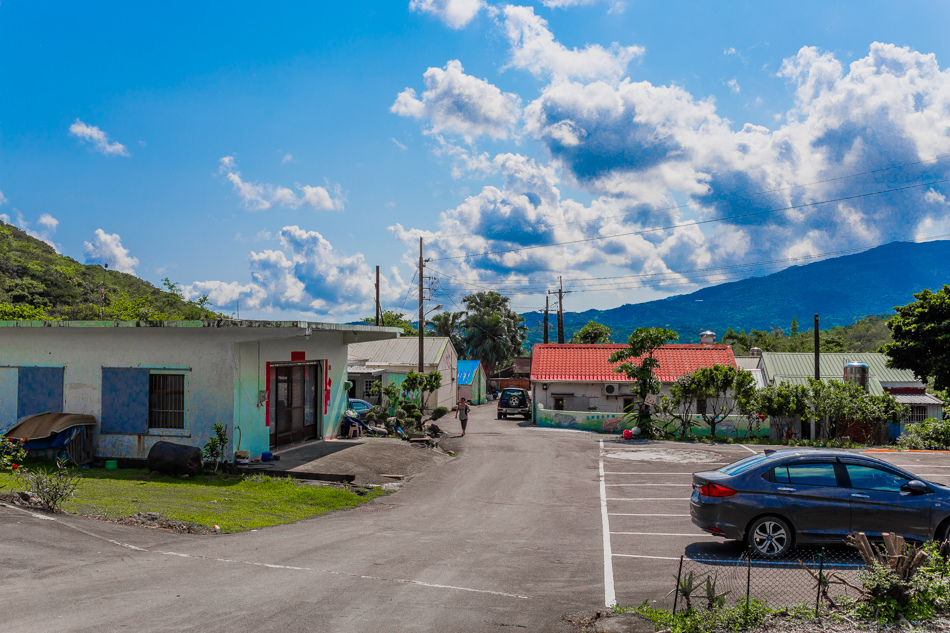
[535,406,768,438]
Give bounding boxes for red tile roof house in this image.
[530,343,738,434]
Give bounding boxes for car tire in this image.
[496,412,502,419]
[747,516,793,558]
[936,518,950,543]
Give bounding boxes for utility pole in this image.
[812,313,820,440]
[557,276,565,344]
[418,238,424,373]
[375,265,381,326]
[99,263,109,319]
[543,295,549,344]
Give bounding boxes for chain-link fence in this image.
[660,547,866,615]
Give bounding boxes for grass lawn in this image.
[0,463,384,533]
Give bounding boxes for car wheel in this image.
[936,519,950,543]
[748,516,793,558]
[496,412,502,419]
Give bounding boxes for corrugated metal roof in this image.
[349,337,452,366]
[894,394,944,405]
[760,352,924,396]
[457,360,483,386]
[530,343,737,382]
[735,356,762,371]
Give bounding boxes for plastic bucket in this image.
[104,460,118,470]
[261,451,273,462]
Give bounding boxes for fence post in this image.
[672,555,684,614]
[814,552,825,619]
[745,552,752,624]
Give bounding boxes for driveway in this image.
[1,405,608,633]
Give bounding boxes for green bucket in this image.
[104,460,118,470]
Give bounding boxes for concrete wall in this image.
[532,381,675,413]
[535,405,766,437]
[0,326,353,461]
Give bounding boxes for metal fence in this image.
[663,547,866,615]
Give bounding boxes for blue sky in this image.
[2,1,950,321]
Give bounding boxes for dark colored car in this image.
[347,398,374,421]
[690,449,950,558]
[497,388,531,419]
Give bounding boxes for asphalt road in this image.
[1,405,609,633]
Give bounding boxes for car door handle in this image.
[777,487,796,492]
[851,493,870,499]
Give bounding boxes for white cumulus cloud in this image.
[68,120,130,157]
[84,229,139,274]
[392,60,521,142]
[409,0,484,29]
[218,157,345,211]
[501,5,643,81]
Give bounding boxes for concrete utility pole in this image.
[418,238,425,373]
[557,277,565,344]
[375,265,381,326]
[814,313,820,380]
[543,295,549,344]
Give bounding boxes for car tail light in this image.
[698,483,736,498]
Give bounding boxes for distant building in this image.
[348,337,458,410]
[457,360,487,405]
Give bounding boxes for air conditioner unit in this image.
[604,383,621,396]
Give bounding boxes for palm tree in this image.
[428,311,465,352]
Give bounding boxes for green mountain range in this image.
[0,221,217,320]
[522,239,950,346]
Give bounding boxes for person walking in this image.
[455,397,470,437]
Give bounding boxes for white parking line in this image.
[606,498,691,501]
[739,444,758,454]
[599,439,616,608]
[605,483,693,487]
[611,531,715,537]
[613,554,681,561]
[609,513,690,517]
[604,472,698,475]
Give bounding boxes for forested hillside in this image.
[0,222,218,320]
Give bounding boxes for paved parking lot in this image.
[595,439,950,608]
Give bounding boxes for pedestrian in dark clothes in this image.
[456,397,470,437]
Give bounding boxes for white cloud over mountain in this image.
[84,229,139,273]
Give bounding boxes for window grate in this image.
[907,406,928,424]
[149,373,185,429]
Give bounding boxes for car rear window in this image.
[718,454,773,476]
[773,463,838,487]
[501,389,525,399]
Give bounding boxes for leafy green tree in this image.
[362,310,417,337]
[428,311,464,352]
[459,291,527,376]
[656,375,702,438]
[690,364,757,437]
[883,285,950,391]
[0,303,53,320]
[609,327,679,438]
[569,320,613,344]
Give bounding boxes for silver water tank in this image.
[843,361,869,392]
[700,330,716,344]
[750,347,762,357]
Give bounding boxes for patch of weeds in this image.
[635,598,772,633]
[15,458,81,511]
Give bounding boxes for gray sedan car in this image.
[691,449,950,558]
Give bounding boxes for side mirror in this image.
[902,480,931,495]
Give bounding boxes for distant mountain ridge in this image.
[521,240,950,345]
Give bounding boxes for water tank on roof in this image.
[700,330,716,344]
[750,347,762,357]
[844,361,870,392]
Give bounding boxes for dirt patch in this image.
[605,447,722,464]
[91,511,212,535]
[0,490,47,510]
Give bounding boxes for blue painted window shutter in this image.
[17,367,64,418]
[101,368,149,434]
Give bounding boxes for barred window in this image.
[907,405,928,424]
[149,373,185,429]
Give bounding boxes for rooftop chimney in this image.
[699,330,716,345]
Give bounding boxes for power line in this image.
[429,154,950,239]
[429,177,950,261]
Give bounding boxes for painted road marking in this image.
[738,444,758,454]
[599,438,616,608]
[610,531,715,537]
[606,498,691,501]
[613,554,681,561]
[0,504,530,600]
[604,472,696,475]
[605,483,692,487]
[609,513,690,517]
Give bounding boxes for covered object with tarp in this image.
[5,413,96,465]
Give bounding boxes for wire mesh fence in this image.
[658,547,867,615]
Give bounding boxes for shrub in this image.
[202,423,229,473]
[16,459,81,512]
[364,411,377,423]
[1,436,27,471]
[899,418,950,450]
[395,408,407,420]
[430,406,448,421]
